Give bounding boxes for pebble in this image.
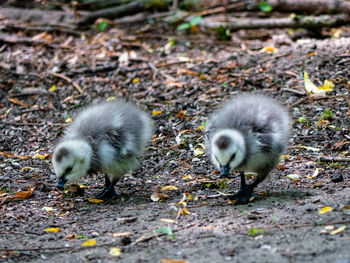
[331,174,344,183]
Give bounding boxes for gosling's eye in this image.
[65,167,73,174]
[229,153,236,162]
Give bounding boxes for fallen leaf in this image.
[110,247,122,256]
[197,125,205,130]
[42,206,54,213]
[180,207,191,215]
[49,85,57,92]
[155,226,174,240]
[324,225,335,231]
[151,187,169,202]
[65,117,72,123]
[11,186,35,200]
[133,78,139,83]
[307,168,319,179]
[248,228,264,237]
[260,45,278,53]
[87,198,104,203]
[8,97,28,107]
[152,110,162,116]
[300,145,320,152]
[44,228,61,233]
[177,68,199,76]
[165,79,184,88]
[203,225,214,230]
[160,218,177,224]
[307,52,316,57]
[182,174,192,180]
[111,231,134,237]
[330,225,346,235]
[32,153,51,159]
[304,71,334,94]
[319,206,332,214]
[176,110,187,120]
[286,174,300,180]
[106,96,116,101]
[82,239,96,246]
[193,143,206,156]
[161,185,178,191]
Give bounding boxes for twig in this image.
[48,72,83,94]
[128,222,197,247]
[288,97,308,108]
[318,156,350,162]
[0,122,67,126]
[200,14,349,31]
[282,88,306,96]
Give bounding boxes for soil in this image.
[0,14,350,263]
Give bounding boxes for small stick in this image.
[48,72,83,94]
[0,121,67,126]
[318,156,350,162]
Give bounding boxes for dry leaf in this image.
[160,218,177,223]
[260,45,278,53]
[165,79,184,88]
[8,97,28,107]
[330,225,346,235]
[304,72,334,94]
[319,206,332,214]
[307,168,319,179]
[177,68,199,76]
[286,174,300,180]
[176,110,187,120]
[203,225,214,230]
[88,198,104,203]
[49,85,57,92]
[161,185,178,191]
[152,110,162,116]
[180,207,191,215]
[133,78,139,83]
[32,153,51,160]
[82,239,96,246]
[182,174,192,180]
[44,228,61,233]
[307,52,316,57]
[110,247,122,256]
[151,187,169,202]
[106,96,116,101]
[193,143,206,156]
[111,232,134,237]
[324,225,335,231]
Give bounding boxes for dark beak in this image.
[56,176,67,190]
[220,165,230,176]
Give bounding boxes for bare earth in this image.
[0,17,350,263]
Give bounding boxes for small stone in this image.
[331,174,344,183]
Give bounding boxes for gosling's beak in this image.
[220,165,230,176]
[56,176,67,190]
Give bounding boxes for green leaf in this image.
[216,25,231,41]
[298,117,309,126]
[248,228,264,237]
[93,20,108,32]
[177,23,191,31]
[155,226,175,240]
[189,16,202,26]
[321,109,333,120]
[259,2,273,12]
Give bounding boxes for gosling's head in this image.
[210,129,246,176]
[52,139,92,189]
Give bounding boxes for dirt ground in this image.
[0,12,350,263]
